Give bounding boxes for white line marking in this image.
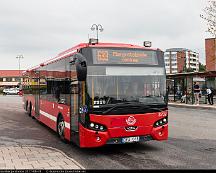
[39,110,70,129]
[40,110,57,122]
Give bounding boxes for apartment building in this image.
[164,48,199,74]
[205,38,216,71]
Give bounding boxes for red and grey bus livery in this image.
[22,41,168,148]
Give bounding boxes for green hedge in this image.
[0,88,3,94]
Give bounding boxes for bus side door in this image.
[70,62,80,145]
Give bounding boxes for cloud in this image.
[0,0,208,69]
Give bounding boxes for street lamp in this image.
[16,55,24,84]
[91,24,104,41]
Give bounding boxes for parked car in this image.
[3,88,19,95]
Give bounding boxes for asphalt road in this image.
[0,95,215,169]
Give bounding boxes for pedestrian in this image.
[206,87,214,105]
[193,82,200,105]
[181,93,186,103]
[181,90,189,103]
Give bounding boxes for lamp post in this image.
[91,24,104,41]
[16,55,24,84]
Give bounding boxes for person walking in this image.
[206,87,214,105]
[193,82,200,105]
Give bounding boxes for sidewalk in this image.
[0,145,84,170]
[168,102,216,110]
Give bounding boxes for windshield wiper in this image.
[144,103,167,109]
[102,102,159,115]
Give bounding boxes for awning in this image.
[0,82,19,86]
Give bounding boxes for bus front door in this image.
[70,53,87,146]
[70,80,79,145]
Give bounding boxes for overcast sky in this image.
[0,0,211,70]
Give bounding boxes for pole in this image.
[96,25,98,40]
[91,24,103,41]
[16,55,24,84]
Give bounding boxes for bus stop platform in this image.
[168,102,216,110]
[0,145,84,170]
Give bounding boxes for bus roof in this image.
[23,42,160,74]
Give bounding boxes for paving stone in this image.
[62,164,80,169]
[18,155,27,159]
[48,161,67,166]
[22,160,39,165]
[0,163,6,168]
[34,153,49,158]
[48,166,62,169]
[32,163,50,169]
[12,158,28,163]
[0,146,83,169]
[27,157,40,161]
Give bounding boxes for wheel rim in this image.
[58,120,65,136]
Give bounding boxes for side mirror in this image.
[74,53,87,81]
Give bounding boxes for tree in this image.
[200,1,216,38]
[199,62,206,72]
[186,67,195,73]
[200,1,216,68]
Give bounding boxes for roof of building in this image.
[205,38,216,40]
[166,71,216,78]
[165,48,191,52]
[0,70,24,77]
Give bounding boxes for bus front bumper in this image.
[79,124,168,148]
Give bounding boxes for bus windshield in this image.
[86,66,166,112]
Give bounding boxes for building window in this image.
[0,78,3,82]
[15,78,20,82]
[6,78,12,82]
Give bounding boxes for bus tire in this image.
[25,101,28,111]
[57,115,66,142]
[28,102,32,117]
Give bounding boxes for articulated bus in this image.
[22,40,168,148]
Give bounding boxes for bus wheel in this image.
[57,116,66,142]
[25,101,28,111]
[27,103,32,117]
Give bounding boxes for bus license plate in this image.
[122,136,140,143]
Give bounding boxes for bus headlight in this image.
[100,126,104,131]
[90,123,94,128]
[88,122,107,132]
[154,116,168,128]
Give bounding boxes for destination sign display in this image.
[92,48,158,65]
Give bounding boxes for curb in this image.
[168,103,216,110]
[0,144,85,169]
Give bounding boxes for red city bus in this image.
[22,41,168,148]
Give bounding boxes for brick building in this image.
[205,38,216,71]
[0,70,24,88]
[164,48,199,74]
